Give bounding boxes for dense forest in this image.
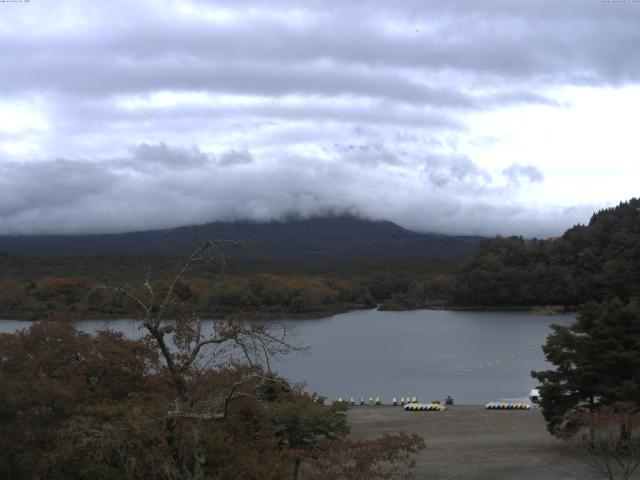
[1,200,639,318]
[0,216,477,319]
[383,198,640,310]
[0,274,376,320]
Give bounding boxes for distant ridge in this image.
[0,215,483,263]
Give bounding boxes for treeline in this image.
[3,199,639,316]
[383,198,640,309]
[0,274,376,320]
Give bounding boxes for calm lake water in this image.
[0,309,574,405]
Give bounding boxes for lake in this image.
[0,309,574,405]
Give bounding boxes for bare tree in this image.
[573,404,640,480]
[102,238,307,480]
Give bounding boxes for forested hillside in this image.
[385,198,640,309]
[0,216,481,264]
[0,216,481,319]
[3,201,639,318]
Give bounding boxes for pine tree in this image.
[532,297,640,434]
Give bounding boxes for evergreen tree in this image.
[532,297,640,434]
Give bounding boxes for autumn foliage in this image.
[0,274,375,320]
[0,322,424,480]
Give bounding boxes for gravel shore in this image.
[348,405,628,480]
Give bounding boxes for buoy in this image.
[349,397,355,406]
[392,397,398,406]
[359,397,365,406]
[412,396,417,403]
[400,397,405,405]
[368,397,374,406]
[375,396,381,406]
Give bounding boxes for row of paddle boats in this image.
[404,402,447,411]
[337,398,532,410]
[485,401,532,410]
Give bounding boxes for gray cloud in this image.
[0,159,117,218]
[0,143,592,238]
[0,1,634,237]
[127,143,211,171]
[423,155,493,191]
[502,163,545,185]
[4,0,638,113]
[219,150,253,167]
[4,1,638,96]
[332,143,405,167]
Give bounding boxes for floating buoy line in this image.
[335,396,452,410]
[455,344,540,377]
[332,343,542,408]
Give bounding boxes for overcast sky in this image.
[1,0,639,237]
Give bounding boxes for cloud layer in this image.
[0,0,637,236]
[0,144,588,237]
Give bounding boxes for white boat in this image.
[528,388,541,404]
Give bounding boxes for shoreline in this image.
[0,304,575,322]
[380,303,577,315]
[0,306,368,322]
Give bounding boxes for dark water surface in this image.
[1,309,574,405]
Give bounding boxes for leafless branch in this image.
[573,405,640,480]
[152,239,241,328]
[186,335,228,368]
